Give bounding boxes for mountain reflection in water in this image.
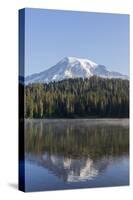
[24,119,129,191]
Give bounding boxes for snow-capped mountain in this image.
[25,57,128,84]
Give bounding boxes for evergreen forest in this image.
[23,76,129,118]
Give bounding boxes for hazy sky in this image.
[24,8,129,76]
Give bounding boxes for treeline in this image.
[24,76,129,118]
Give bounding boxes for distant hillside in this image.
[24,76,129,118]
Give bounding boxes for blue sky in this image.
[25,8,129,76]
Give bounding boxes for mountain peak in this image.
[25,57,129,84]
[60,56,98,67]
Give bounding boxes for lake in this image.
[24,119,129,192]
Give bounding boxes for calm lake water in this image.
[24,119,129,192]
